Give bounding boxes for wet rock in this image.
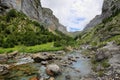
[63,61,73,65]
[61,64,68,67]
[75,56,80,59]
[65,75,71,80]
[68,56,73,60]
[68,56,77,62]
[74,69,81,73]
[15,56,34,66]
[0,64,9,75]
[46,64,61,76]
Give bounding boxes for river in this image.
[0,51,92,80]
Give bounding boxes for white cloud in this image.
[41,0,104,32]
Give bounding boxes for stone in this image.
[0,54,7,62]
[32,54,48,62]
[68,56,77,62]
[29,77,39,80]
[95,49,108,61]
[49,77,55,80]
[0,64,9,75]
[65,75,71,80]
[46,64,61,76]
[15,56,34,66]
[32,53,55,62]
[41,61,48,65]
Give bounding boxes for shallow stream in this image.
[0,51,92,80]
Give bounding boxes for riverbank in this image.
[0,50,92,80]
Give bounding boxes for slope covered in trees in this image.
[0,9,74,48]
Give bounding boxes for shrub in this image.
[6,9,17,22]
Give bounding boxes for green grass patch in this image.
[0,42,63,54]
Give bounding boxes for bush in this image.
[6,9,17,22]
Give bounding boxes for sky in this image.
[41,0,104,32]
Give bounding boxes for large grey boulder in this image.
[46,64,61,76]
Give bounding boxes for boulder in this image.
[46,64,61,76]
[0,64,9,75]
[32,53,55,62]
[95,49,108,61]
[32,53,48,62]
[41,61,48,65]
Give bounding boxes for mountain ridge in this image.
[84,0,120,30]
[0,0,68,34]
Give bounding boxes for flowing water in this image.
[0,51,92,80]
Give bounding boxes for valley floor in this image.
[0,41,120,80]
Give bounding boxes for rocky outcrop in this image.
[84,0,120,30]
[0,0,68,34]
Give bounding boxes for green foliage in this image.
[98,71,104,77]
[0,9,75,49]
[101,60,110,68]
[6,9,17,22]
[54,30,75,47]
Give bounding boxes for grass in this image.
[0,42,64,54]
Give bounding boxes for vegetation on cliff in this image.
[0,9,75,53]
[77,10,120,48]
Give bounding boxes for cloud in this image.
[41,0,103,32]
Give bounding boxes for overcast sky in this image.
[41,0,104,32]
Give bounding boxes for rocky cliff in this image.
[84,0,120,30]
[0,0,67,34]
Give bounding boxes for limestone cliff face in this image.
[0,0,67,34]
[84,0,120,30]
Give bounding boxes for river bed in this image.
[0,51,92,80]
